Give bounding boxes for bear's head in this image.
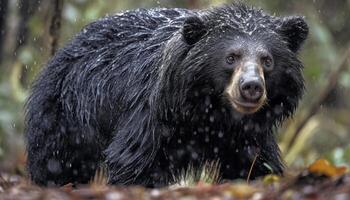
[175,4,308,121]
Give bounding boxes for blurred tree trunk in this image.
[49,0,64,56]
[0,0,9,64]
[14,0,42,89]
[15,0,41,56]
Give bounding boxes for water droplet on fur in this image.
[254,124,261,132]
[214,147,219,153]
[75,138,81,144]
[169,155,174,161]
[66,162,72,168]
[218,132,224,138]
[191,152,198,159]
[47,159,62,174]
[209,116,214,122]
[239,170,245,176]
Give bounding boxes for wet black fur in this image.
[25,3,308,187]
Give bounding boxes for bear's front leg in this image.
[255,130,284,176]
[220,130,284,181]
[104,112,172,186]
[245,130,284,178]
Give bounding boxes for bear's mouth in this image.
[227,96,266,114]
[232,99,262,114]
[234,100,260,108]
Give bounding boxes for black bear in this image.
[25,3,308,187]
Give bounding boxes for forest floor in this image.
[0,159,349,200]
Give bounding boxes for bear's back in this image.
[42,8,196,138]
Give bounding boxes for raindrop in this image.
[213,147,219,153]
[239,170,245,176]
[66,162,72,168]
[191,152,198,159]
[47,159,62,174]
[218,132,224,138]
[209,116,214,122]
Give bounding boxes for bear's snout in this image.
[239,63,265,103]
[225,62,267,114]
[239,77,264,102]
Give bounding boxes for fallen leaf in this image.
[263,174,280,185]
[308,159,348,177]
[224,183,260,198]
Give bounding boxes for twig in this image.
[246,153,258,184]
[49,0,64,56]
[285,47,350,153]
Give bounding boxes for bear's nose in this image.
[239,78,264,102]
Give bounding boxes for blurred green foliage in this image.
[0,0,349,172]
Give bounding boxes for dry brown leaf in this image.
[308,159,348,177]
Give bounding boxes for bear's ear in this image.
[182,16,207,45]
[278,16,309,52]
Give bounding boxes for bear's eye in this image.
[226,54,240,65]
[261,56,273,70]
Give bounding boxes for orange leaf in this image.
[308,159,348,177]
